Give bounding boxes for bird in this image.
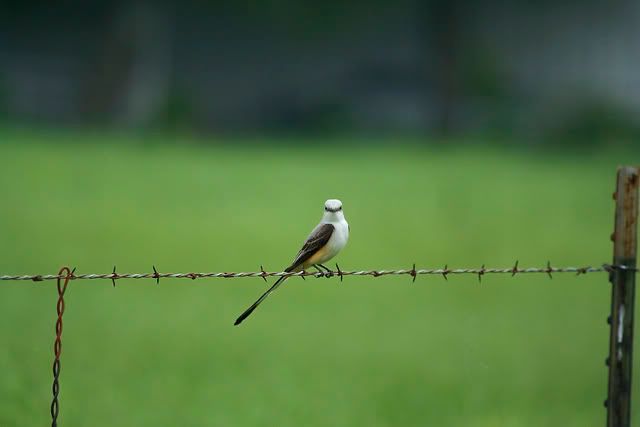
[234,199,349,325]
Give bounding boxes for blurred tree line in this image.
[1,0,639,144]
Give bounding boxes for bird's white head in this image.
[322,199,345,223]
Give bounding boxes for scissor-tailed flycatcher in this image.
[234,199,350,325]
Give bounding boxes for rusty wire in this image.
[51,267,72,427]
[0,262,636,284]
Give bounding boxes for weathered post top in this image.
[613,167,639,260]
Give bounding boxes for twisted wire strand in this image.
[0,263,635,283]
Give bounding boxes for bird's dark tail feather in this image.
[234,268,294,325]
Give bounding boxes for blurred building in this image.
[1,1,639,140]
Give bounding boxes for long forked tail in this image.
[234,271,292,325]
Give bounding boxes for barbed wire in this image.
[0,262,636,285]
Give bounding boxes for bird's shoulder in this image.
[305,222,335,243]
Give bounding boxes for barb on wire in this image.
[0,263,636,283]
[51,266,72,427]
[442,264,449,281]
[511,260,519,277]
[410,263,417,283]
[152,266,160,285]
[478,264,486,283]
[259,265,268,283]
[335,263,344,282]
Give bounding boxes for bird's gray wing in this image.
[286,223,335,271]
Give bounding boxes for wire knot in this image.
[576,266,590,276]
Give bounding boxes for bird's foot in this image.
[317,264,333,278]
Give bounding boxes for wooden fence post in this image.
[606,166,638,427]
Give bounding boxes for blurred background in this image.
[1,0,640,143]
[0,2,638,427]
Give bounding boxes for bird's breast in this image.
[325,221,349,255]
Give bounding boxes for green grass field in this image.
[0,130,637,426]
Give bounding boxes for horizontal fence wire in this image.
[0,263,637,285]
